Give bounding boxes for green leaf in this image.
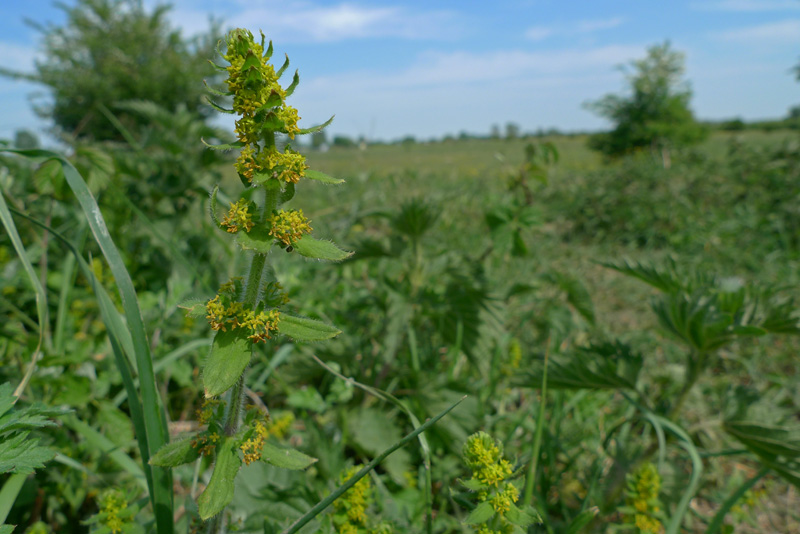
[464,501,495,525]
[197,437,241,520]
[276,54,290,79]
[259,441,317,470]
[204,330,252,398]
[0,433,56,475]
[0,525,14,534]
[297,115,334,135]
[236,225,275,253]
[205,96,234,114]
[179,298,208,318]
[459,478,487,492]
[292,236,352,261]
[278,315,341,341]
[567,507,598,534]
[201,138,244,151]
[506,503,542,527]
[285,70,300,97]
[150,438,200,468]
[304,169,344,185]
[203,79,232,97]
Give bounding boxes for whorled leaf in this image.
[259,441,317,470]
[149,437,200,468]
[292,236,352,261]
[197,437,242,520]
[204,330,251,398]
[277,315,341,342]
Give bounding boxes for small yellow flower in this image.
[277,104,301,138]
[268,209,312,246]
[221,199,254,233]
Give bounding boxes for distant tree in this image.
[585,42,707,168]
[13,130,39,149]
[0,0,220,141]
[332,135,356,148]
[505,122,520,140]
[490,124,501,139]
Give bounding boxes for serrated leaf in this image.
[201,138,244,151]
[179,298,208,318]
[304,169,344,185]
[149,437,200,468]
[293,236,352,261]
[0,432,56,474]
[236,225,274,253]
[297,115,334,135]
[204,330,251,397]
[465,501,495,525]
[506,503,542,527]
[277,315,340,341]
[459,478,487,491]
[0,383,16,419]
[197,437,241,520]
[259,441,317,470]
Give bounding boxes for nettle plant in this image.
[149,29,350,522]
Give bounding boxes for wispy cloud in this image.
[525,17,625,41]
[0,42,37,72]
[692,0,800,11]
[713,19,800,44]
[165,1,460,42]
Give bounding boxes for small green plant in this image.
[460,431,541,533]
[148,28,346,525]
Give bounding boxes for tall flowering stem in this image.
[149,28,347,528]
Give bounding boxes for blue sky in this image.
[1,0,799,142]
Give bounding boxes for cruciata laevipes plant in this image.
[148,28,351,524]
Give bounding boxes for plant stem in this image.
[523,340,550,506]
[209,184,277,532]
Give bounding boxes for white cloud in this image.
[524,17,625,41]
[287,44,643,139]
[0,42,38,72]
[692,0,800,11]
[713,19,800,43]
[525,26,554,41]
[159,1,460,42]
[233,3,459,42]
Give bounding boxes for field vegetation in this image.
[1,2,799,534]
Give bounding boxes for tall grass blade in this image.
[0,191,48,398]
[1,149,173,534]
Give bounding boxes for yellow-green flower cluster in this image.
[96,489,133,534]
[334,465,372,531]
[266,411,294,439]
[220,199,255,233]
[463,432,514,488]
[240,420,268,465]
[268,209,312,246]
[624,462,664,534]
[205,278,281,342]
[462,431,522,533]
[222,29,307,184]
[192,431,220,457]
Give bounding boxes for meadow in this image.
[1,27,799,534]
